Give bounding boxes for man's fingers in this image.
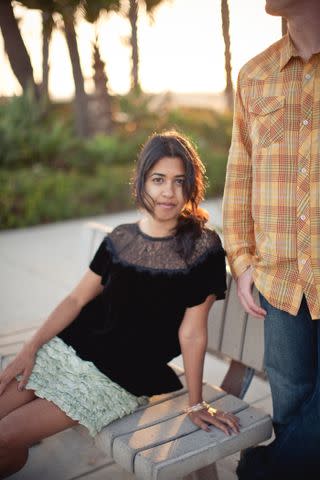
[237,267,266,319]
[238,291,266,318]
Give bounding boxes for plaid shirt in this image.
[223,34,320,319]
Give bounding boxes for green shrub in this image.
[0,91,233,229]
[164,107,232,151]
[0,92,78,169]
[0,165,134,229]
[83,134,142,168]
[202,151,227,197]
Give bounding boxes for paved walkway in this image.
[0,198,272,480]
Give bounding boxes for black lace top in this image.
[58,223,227,397]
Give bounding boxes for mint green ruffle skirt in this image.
[19,336,148,436]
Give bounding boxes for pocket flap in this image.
[249,96,285,115]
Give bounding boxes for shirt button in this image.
[300,214,306,221]
[305,73,311,80]
[300,167,307,174]
[303,119,309,126]
[300,259,307,265]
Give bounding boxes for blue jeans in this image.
[262,294,318,436]
[237,294,320,479]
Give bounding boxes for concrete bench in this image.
[83,222,272,480]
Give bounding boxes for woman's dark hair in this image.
[133,130,209,261]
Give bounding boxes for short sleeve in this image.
[89,237,111,282]
[185,243,227,308]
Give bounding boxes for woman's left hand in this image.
[187,407,240,435]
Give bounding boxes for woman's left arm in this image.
[179,295,240,435]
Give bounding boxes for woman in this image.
[0,130,239,477]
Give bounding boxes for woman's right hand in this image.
[0,344,36,395]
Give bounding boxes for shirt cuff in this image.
[228,254,253,279]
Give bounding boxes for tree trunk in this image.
[62,8,90,138]
[41,11,53,101]
[221,0,233,112]
[91,41,113,134]
[0,0,38,98]
[129,0,140,93]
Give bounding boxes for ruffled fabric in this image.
[18,337,148,436]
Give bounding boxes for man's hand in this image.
[237,267,266,319]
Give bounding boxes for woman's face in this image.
[144,156,186,223]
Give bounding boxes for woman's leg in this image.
[0,379,36,419]
[0,394,78,478]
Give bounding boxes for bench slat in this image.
[112,394,249,473]
[95,384,226,456]
[207,275,231,353]
[241,288,265,371]
[134,406,272,480]
[220,278,247,361]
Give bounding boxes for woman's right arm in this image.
[0,269,103,394]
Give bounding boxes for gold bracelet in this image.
[184,401,217,416]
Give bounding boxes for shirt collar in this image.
[279,33,320,70]
[279,34,300,71]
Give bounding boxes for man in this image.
[223,1,320,478]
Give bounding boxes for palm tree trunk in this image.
[92,40,113,134]
[62,8,90,137]
[129,0,140,93]
[41,11,53,101]
[0,0,38,98]
[221,0,233,112]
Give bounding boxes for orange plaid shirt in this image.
[223,34,320,319]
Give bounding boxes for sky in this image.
[0,0,282,100]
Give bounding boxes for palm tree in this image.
[20,0,122,136]
[20,0,90,137]
[221,0,233,111]
[82,0,121,134]
[91,40,114,133]
[41,10,54,101]
[60,2,90,137]
[128,0,139,93]
[0,0,39,98]
[18,0,54,101]
[127,0,164,94]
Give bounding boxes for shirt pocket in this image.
[249,96,285,148]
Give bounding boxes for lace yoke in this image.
[105,223,220,272]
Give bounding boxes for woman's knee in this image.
[0,445,28,479]
[0,380,35,421]
[0,417,25,450]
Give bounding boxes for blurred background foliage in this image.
[0,91,232,229]
[0,0,236,229]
